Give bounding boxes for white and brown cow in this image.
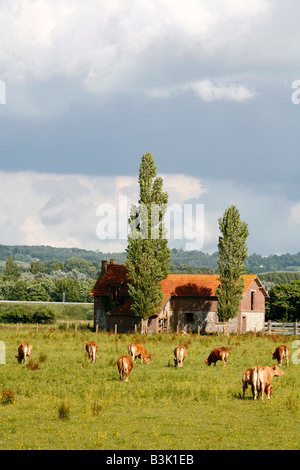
[15,342,32,364]
[86,341,98,363]
[271,345,289,366]
[250,364,283,400]
[117,356,133,382]
[174,345,187,368]
[205,347,229,367]
[242,367,273,399]
[128,343,151,364]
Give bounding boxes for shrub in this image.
[26,360,40,371]
[58,401,70,420]
[1,389,15,405]
[0,305,56,324]
[0,306,33,323]
[32,307,56,324]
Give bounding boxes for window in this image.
[251,291,255,311]
[186,312,194,323]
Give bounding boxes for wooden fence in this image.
[265,320,300,336]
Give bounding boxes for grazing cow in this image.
[205,347,229,367]
[128,343,151,364]
[86,341,98,363]
[250,364,283,400]
[117,356,133,382]
[242,367,273,398]
[271,345,289,366]
[174,345,187,368]
[15,342,32,364]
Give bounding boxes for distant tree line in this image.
[1,244,300,275]
[0,256,95,303]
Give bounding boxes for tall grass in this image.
[0,327,299,449]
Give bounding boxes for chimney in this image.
[110,258,116,265]
[101,260,108,274]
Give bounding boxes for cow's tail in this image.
[257,367,264,391]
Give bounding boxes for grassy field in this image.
[0,327,299,450]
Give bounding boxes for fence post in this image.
[114,324,117,335]
[268,320,272,334]
[198,325,200,335]
[36,323,39,333]
[177,324,179,335]
[295,321,298,336]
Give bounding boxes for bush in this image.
[0,306,56,324]
[58,401,70,420]
[1,389,15,405]
[32,307,56,324]
[0,306,33,323]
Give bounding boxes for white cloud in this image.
[0,171,299,255]
[0,171,207,252]
[0,0,272,112]
[289,203,300,224]
[148,80,257,102]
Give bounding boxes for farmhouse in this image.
[91,259,268,334]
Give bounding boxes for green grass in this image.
[0,328,299,450]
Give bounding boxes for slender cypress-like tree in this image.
[216,205,249,321]
[126,152,170,320]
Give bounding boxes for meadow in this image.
[0,327,299,450]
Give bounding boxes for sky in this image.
[0,0,300,256]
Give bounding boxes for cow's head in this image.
[205,358,211,366]
[15,355,22,364]
[144,354,151,364]
[271,364,284,377]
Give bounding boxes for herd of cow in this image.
[15,340,289,401]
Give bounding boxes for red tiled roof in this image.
[91,266,260,316]
[90,264,127,296]
[159,274,257,311]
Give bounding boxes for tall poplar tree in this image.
[216,205,249,321]
[126,152,171,320]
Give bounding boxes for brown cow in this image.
[128,343,151,364]
[242,367,273,399]
[250,364,283,400]
[117,356,133,382]
[15,342,32,364]
[174,345,187,368]
[86,341,98,363]
[271,345,289,366]
[205,347,229,367]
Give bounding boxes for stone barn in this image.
[91,259,267,334]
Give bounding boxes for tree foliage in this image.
[216,206,249,321]
[126,152,171,319]
[2,256,21,280]
[266,280,300,322]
